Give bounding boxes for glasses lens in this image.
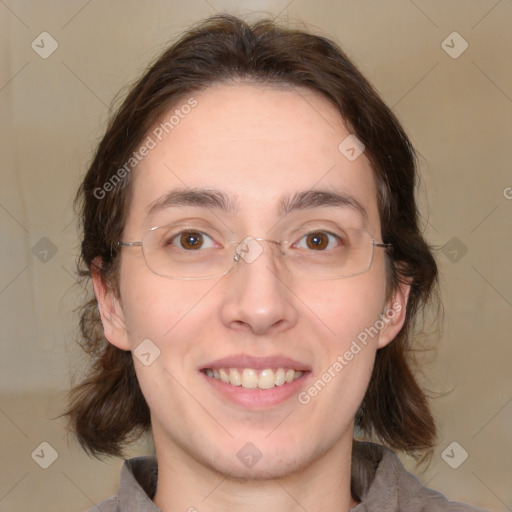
[142,225,233,279]
[284,228,375,279]
[139,225,376,280]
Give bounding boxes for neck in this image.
[152,431,358,512]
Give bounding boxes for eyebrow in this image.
[145,187,368,221]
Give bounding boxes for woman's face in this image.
[95,83,407,478]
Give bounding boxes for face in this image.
[94,83,408,479]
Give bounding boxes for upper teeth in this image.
[204,368,304,389]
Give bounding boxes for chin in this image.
[210,452,314,482]
[196,437,324,483]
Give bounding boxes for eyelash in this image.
[168,230,343,251]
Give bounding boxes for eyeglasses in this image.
[117,223,391,280]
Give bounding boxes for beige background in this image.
[1,1,511,510]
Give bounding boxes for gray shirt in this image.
[89,441,489,511]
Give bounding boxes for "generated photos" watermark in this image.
[298,301,402,405]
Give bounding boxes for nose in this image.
[219,239,299,335]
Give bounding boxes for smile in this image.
[203,367,304,389]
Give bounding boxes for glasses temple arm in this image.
[117,241,143,247]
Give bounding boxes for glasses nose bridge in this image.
[232,237,283,266]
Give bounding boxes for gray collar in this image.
[106,441,484,512]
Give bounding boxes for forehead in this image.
[125,83,380,232]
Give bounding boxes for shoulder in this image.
[352,441,490,512]
[85,456,159,512]
[85,496,118,511]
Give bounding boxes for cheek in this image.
[119,274,194,346]
[317,270,388,401]
[301,280,385,414]
[119,279,207,410]
[296,270,388,346]
[120,284,165,342]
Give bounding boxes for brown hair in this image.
[66,14,439,461]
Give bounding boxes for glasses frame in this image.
[116,226,392,281]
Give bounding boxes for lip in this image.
[200,354,312,372]
[199,354,313,410]
[201,369,312,409]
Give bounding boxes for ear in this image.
[91,257,131,351]
[376,280,411,349]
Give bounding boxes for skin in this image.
[93,84,409,512]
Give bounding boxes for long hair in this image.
[66,14,439,460]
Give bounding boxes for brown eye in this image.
[179,231,204,250]
[305,232,329,250]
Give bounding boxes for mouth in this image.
[199,355,312,409]
[201,367,305,389]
